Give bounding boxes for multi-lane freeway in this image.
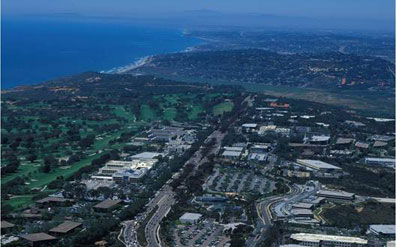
[121,129,226,247]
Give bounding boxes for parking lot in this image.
[172,219,230,247]
[206,167,275,194]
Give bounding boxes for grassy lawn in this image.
[6,195,34,210]
[213,101,234,116]
[113,105,135,121]
[188,104,204,120]
[163,108,177,121]
[141,104,156,122]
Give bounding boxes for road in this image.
[122,129,226,247]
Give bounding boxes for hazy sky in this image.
[3,0,395,21]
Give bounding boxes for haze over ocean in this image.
[1,17,200,89]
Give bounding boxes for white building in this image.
[290,233,368,247]
[296,160,342,173]
[179,213,202,224]
[369,225,396,236]
[364,157,395,168]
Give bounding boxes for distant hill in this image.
[127,49,395,90]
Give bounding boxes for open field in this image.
[137,72,395,117]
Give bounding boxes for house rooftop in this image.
[94,199,121,209]
[49,221,82,234]
[1,220,15,229]
[20,233,57,242]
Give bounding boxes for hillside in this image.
[127,49,395,90]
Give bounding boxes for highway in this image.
[122,129,226,247]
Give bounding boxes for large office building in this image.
[316,190,355,201]
[296,159,342,173]
[290,233,368,247]
[95,159,157,182]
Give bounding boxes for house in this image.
[20,233,57,247]
[49,221,82,235]
[335,138,355,146]
[355,142,370,149]
[373,141,388,148]
[93,199,122,212]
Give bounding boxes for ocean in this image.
[1,17,200,89]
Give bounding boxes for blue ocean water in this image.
[1,17,200,89]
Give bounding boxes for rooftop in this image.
[180,212,202,221]
[20,233,57,242]
[94,199,121,209]
[49,221,82,234]
[296,159,341,170]
[336,137,355,145]
[1,220,15,229]
[242,123,257,128]
[130,152,162,160]
[370,225,396,235]
[36,197,74,204]
[317,190,355,198]
[290,233,368,244]
[222,150,242,157]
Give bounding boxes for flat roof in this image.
[296,159,341,170]
[180,213,202,221]
[1,220,15,228]
[242,123,257,128]
[222,150,242,157]
[365,157,395,163]
[49,221,82,233]
[36,197,74,203]
[20,233,57,242]
[317,190,355,198]
[290,233,368,244]
[336,138,355,144]
[130,152,162,160]
[370,225,396,234]
[291,209,313,215]
[94,199,121,209]
[292,203,313,209]
[224,146,244,152]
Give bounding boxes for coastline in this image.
[105,31,208,75]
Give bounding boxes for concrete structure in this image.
[179,213,202,224]
[296,160,342,172]
[290,233,368,247]
[364,157,395,168]
[49,221,82,234]
[369,225,395,237]
[317,190,355,201]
